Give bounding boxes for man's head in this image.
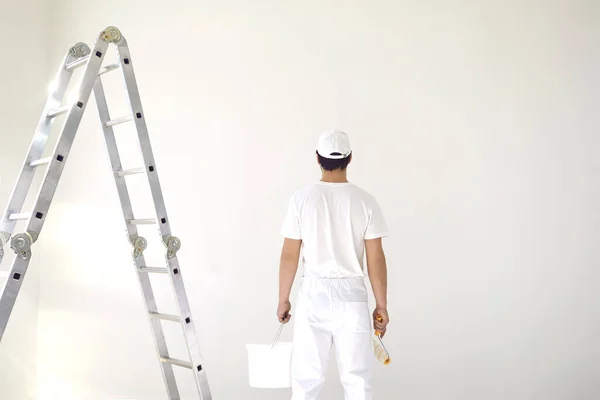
[316,130,352,171]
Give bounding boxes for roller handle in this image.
[375,315,383,337]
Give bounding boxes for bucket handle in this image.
[271,323,285,350]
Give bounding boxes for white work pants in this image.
[291,278,373,400]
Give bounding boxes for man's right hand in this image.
[278,301,292,324]
[373,307,389,338]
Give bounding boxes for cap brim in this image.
[317,150,351,160]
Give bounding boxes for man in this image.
[278,130,389,400]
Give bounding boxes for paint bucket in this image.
[246,342,293,388]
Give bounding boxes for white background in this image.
[1,0,599,399]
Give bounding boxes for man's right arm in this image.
[366,237,389,337]
[278,238,302,324]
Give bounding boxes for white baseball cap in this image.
[317,130,352,159]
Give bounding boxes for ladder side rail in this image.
[115,38,213,400]
[93,76,181,399]
[25,40,109,244]
[0,39,109,342]
[0,44,88,259]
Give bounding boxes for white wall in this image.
[0,1,50,399]
[0,0,597,399]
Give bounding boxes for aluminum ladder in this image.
[0,26,212,400]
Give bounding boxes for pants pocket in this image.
[344,301,371,332]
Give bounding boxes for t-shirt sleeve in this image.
[280,195,302,240]
[364,198,388,240]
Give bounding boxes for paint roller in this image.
[374,315,391,365]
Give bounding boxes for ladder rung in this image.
[8,212,31,221]
[150,312,180,322]
[139,267,169,274]
[98,62,120,76]
[160,357,193,369]
[29,157,52,168]
[47,107,69,118]
[128,219,156,225]
[115,167,145,177]
[105,115,132,127]
[66,55,91,71]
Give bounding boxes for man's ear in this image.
[348,153,353,165]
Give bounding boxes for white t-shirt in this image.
[281,181,388,278]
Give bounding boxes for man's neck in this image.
[321,170,348,183]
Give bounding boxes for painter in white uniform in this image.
[278,130,389,400]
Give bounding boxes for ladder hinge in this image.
[0,232,8,247]
[10,232,34,261]
[131,236,147,260]
[163,236,181,259]
[100,26,123,44]
[69,42,91,59]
